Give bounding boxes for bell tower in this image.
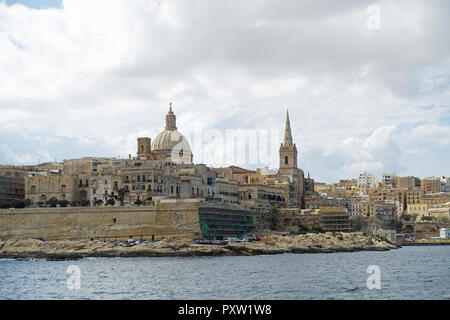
[278,110,304,208]
[137,137,151,158]
[279,110,298,172]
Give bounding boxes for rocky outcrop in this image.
[0,232,399,260]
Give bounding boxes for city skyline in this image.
[0,0,449,184]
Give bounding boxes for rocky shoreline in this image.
[0,232,400,260]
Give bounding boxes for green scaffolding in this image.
[199,210,255,239]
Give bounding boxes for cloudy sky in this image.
[0,0,449,183]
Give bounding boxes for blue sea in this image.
[0,246,449,300]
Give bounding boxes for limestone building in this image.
[421,177,441,194]
[397,176,421,189]
[210,110,306,209]
[22,105,308,210]
[358,172,379,190]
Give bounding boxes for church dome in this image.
[151,104,193,164]
[152,129,191,153]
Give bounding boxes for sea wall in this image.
[0,201,202,241]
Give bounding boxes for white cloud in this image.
[0,144,51,164]
[337,126,401,178]
[0,0,449,182]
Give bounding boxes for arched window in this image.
[79,190,88,201]
[285,156,289,165]
[31,185,36,193]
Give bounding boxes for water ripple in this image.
[0,246,448,299]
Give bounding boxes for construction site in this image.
[198,203,256,240]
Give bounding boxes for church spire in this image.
[165,102,177,130]
[279,109,298,171]
[283,110,293,146]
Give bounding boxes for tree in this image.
[70,200,78,207]
[297,223,309,234]
[0,200,25,208]
[135,199,143,206]
[391,219,403,232]
[269,206,281,230]
[46,197,58,207]
[106,198,115,206]
[94,199,103,206]
[310,224,324,234]
[402,214,412,222]
[24,199,32,207]
[59,200,69,207]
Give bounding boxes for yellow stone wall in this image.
[0,202,201,241]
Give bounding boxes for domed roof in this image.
[151,103,193,164]
[152,129,191,153]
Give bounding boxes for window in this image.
[31,185,36,193]
[79,190,87,201]
[285,156,288,165]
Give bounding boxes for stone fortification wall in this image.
[0,201,201,241]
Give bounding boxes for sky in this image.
[0,0,449,183]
